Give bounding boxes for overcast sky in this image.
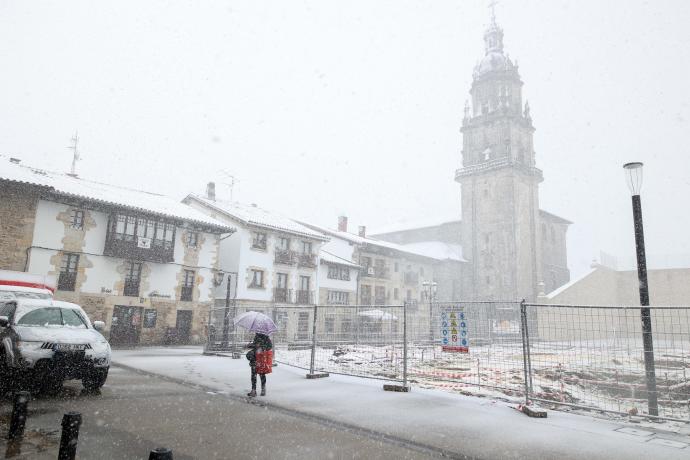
[2,0,689,278]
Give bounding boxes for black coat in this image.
[246,333,273,363]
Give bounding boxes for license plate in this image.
[54,344,86,351]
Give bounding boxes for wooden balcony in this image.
[273,288,292,303]
[103,236,174,264]
[297,254,317,268]
[274,250,296,266]
[295,290,314,305]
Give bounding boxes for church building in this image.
[373,13,570,301]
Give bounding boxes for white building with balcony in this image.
[0,158,233,346]
[183,187,329,342]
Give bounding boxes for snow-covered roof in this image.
[370,217,461,236]
[186,195,328,241]
[539,209,573,225]
[398,241,466,263]
[319,250,360,268]
[0,157,232,232]
[545,267,598,299]
[300,222,453,262]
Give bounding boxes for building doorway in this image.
[175,310,193,344]
[110,305,143,346]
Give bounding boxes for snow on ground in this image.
[277,339,690,422]
[111,346,690,459]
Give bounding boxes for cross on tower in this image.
[488,0,499,22]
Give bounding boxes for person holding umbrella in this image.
[233,311,278,397]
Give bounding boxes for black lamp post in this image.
[623,161,658,417]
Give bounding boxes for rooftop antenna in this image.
[67,131,80,175]
[219,170,238,202]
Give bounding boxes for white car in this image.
[0,298,111,393]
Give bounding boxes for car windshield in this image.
[15,307,87,328]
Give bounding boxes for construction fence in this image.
[206,300,690,422]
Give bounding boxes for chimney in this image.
[337,216,348,232]
[206,182,216,201]
[358,226,366,238]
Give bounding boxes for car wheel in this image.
[83,368,108,392]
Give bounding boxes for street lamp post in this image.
[422,281,437,343]
[623,162,658,417]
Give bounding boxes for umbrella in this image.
[233,311,278,335]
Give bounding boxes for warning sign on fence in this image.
[440,306,469,353]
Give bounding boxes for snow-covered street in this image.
[112,346,690,459]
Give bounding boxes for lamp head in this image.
[623,162,644,195]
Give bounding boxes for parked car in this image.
[0,299,111,393]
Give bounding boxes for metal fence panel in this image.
[525,303,690,421]
[278,304,407,382]
[406,301,527,400]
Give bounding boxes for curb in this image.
[111,361,477,460]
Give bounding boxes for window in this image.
[70,209,84,229]
[16,308,62,326]
[278,237,290,251]
[252,232,267,250]
[327,291,349,305]
[111,214,175,250]
[187,232,199,248]
[325,314,335,334]
[327,265,350,281]
[124,261,142,297]
[299,275,310,291]
[62,309,87,328]
[394,262,399,273]
[181,270,195,301]
[406,289,412,301]
[249,269,264,288]
[360,285,372,304]
[551,227,556,244]
[58,253,79,291]
[374,286,386,305]
[393,288,399,300]
[486,275,491,285]
[276,273,288,289]
[302,241,312,254]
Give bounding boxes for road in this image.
[0,366,442,459]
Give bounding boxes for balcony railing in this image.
[57,272,76,291]
[104,235,174,263]
[180,286,193,301]
[404,271,419,285]
[295,290,314,305]
[123,280,140,297]
[273,288,292,303]
[274,249,296,265]
[297,253,317,268]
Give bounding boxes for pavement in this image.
[0,366,433,459]
[108,346,690,460]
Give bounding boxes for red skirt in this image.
[255,349,273,374]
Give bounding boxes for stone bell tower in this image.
[455,11,544,301]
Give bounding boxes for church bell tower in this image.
[455,11,544,301]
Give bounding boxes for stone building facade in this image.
[0,158,232,345]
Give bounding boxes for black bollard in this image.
[58,412,82,460]
[149,447,173,460]
[8,391,30,440]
